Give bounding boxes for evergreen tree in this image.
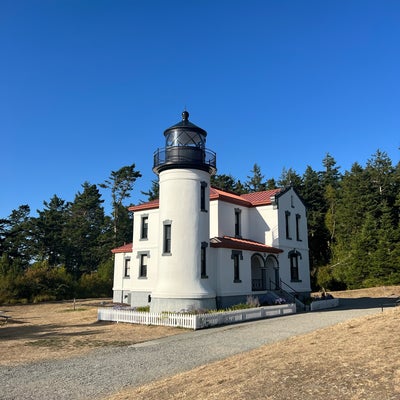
[245,164,268,192]
[301,166,330,284]
[266,178,278,190]
[234,180,248,195]
[335,163,368,249]
[336,212,378,288]
[370,201,400,285]
[31,195,69,266]
[100,164,141,245]
[114,204,132,245]
[278,167,302,189]
[65,183,109,276]
[321,153,341,188]
[0,205,32,268]
[141,179,159,201]
[211,174,238,192]
[321,154,341,254]
[365,150,396,218]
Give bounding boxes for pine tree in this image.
[100,164,141,245]
[245,164,268,192]
[371,201,400,285]
[301,166,330,283]
[278,167,302,189]
[321,153,341,189]
[1,205,32,268]
[65,183,110,276]
[341,212,378,288]
[31,195,69,266]
[141,179,159,201]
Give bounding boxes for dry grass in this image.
[1,287,400,400]
[317,285,400,299]
[0,299,183,366]
[104,286,400,400]
[106,309,400,400]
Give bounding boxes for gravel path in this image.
[0,299,390,400]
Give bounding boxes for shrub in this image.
[77,271,112,298]
[246,295,260,308]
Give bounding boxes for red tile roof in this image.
[209,187,251,206]
[128,188,283,211]
[111,243,133,254]
[210,236,283,254]
[129,199,159,212]
[240,189,281,206]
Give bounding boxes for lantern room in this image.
[153,111,216,175]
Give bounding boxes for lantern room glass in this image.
[165,129,206,148]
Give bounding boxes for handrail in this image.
[279,279,300,297]
[269,279,295,302]
[269,278,306,311]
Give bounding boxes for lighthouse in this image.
[151,111,217,312]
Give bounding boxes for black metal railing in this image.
[269,278,306,311]
[153,146,216,173]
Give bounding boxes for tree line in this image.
[211,150,400,291]
[0,165,141,303]
[1,150,399,304]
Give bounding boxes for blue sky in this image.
[2,0,399,218]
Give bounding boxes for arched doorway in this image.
[265,255,279,290]
[251,254,266,291]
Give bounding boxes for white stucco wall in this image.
[213,248,252,296]
[130,208,159,294]
[112,251,133,304]
[210,200,250,239]
[249,205,278,245]
[209,199,219,238]
[275,188,311,293]
[151,168,216,311]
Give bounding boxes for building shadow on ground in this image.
[335,296,399,310]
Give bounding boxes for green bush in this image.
[77,271,112,298]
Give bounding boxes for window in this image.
[296,214,301,241]
[289,250,302,281]
[285,211,291,240]
[200,181,207,212]
[201,242,208,278]
[124,258,131,278]
[163,223,172,254]
[234,208,241,237]
[139,254,148,278]
[231,250,243,282]
[141,216,149,239]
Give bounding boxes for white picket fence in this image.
[97,303,296,330]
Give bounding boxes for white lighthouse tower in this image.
[151,111,217,312]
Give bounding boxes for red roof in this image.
[240,189,281,206]
[111,243,133,254]
[129,199,159,212]
[111,237,282,254]
[128,188,283,212]
[209,188,251,206]
[210,236,282,254]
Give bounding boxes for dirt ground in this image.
[0,299,183,366]
[1,287,400,400]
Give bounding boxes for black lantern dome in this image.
[153,111,216,175]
